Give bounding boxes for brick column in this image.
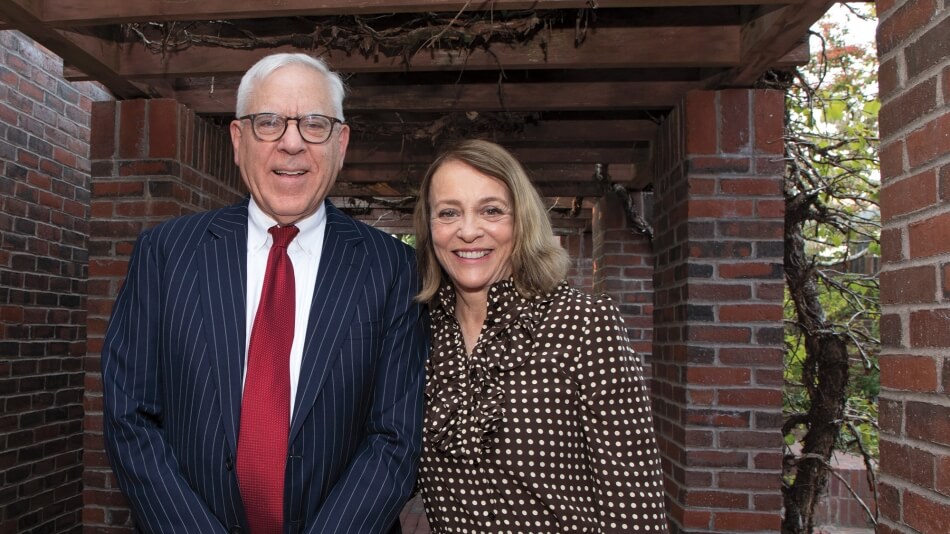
[0,31,113,534]
[592,192,655,362]
[83,99,244,531]
[563,230,594,292]
[876,2,950,533]
[652,89,786,533]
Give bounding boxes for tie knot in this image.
[269,225,299,249]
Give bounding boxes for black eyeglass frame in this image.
[237,112,345,144]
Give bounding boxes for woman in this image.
[414,139,669,533]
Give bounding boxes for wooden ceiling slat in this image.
[330,182,409,197]
[515,120,658,142]
[533,164,639,184]
[349,120,657,147]
[339,162,636,182]
[170,80,698,114]
[775,41,811,67]
[345,80,699,112]
[350,220,596,233]
[346,145,649,164]
[330,180,609,197]
[322,211,593,234]
[92,25,739,80]
[31,0,801,26]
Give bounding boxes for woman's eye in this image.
[436,209,459,219]
[482,206,507,218]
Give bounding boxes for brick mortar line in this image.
[876,10,950,65]
[877,472,950,501]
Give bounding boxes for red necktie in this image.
[238,224,299,534]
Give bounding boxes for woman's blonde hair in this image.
[414,139,569,303]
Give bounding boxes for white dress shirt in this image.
[244,198,325,414]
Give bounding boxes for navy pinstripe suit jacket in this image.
[102,199,427,533]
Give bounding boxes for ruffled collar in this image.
[431,278,532,328]
[424,278,564,459]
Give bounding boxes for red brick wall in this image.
[812,453,877,529]
[876,1,950,533]
[651,89,786,533]
[82,99,244,531]
[0,31,113,533]
[563,230,594,292]
[592,193,655,363]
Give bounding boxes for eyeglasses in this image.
[237,113,344,144]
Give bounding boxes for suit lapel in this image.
[290,202,369,442]
[197,202,249,454]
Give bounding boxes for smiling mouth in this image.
[274,170,306,176]
[455,250,491,259]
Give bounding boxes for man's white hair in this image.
[235,53,346,119]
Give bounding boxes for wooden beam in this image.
[345,145,649,164]
[348,80,699,112]
[0,0,149,99]
[544,196,597,209]
[28,0,800,25]
[331,160,649,200]
[339,162,637,182]
[516,120,658,142]
[625,162,655,191]
[327,197,598,210]
[330,180,609,197]
[334,162,648,194]
[528,163,642,185]
[714,0,835,87]
[331,182,410,197]
[98,26,739,79]
[347,119,657,148]
[775,41,811,68]
[173,80,699,114]
[355,118,655,143]
[330,207,592,234]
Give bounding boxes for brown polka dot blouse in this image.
[419,279,669,533]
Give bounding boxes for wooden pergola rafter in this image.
[0,0,844,215]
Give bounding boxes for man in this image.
[101,53,427,533]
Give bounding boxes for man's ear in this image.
[335,123,350,170]
[230,119,243,166]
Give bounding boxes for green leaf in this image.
[825,99,847,123]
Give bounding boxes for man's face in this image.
[230,64,349,225]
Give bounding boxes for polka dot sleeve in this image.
[577,298,669,533]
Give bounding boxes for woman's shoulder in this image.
[545,282,618,316]
[529,284,621,338]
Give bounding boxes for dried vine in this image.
[122,10,592,64]
[774,10,881,532]
[592,164,653,240]
[348,111,539,148]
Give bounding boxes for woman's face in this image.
[428,160,514,299]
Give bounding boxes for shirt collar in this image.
[247,197,326,255]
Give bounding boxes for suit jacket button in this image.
[225,456,233,471]
[229,526,242,534]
